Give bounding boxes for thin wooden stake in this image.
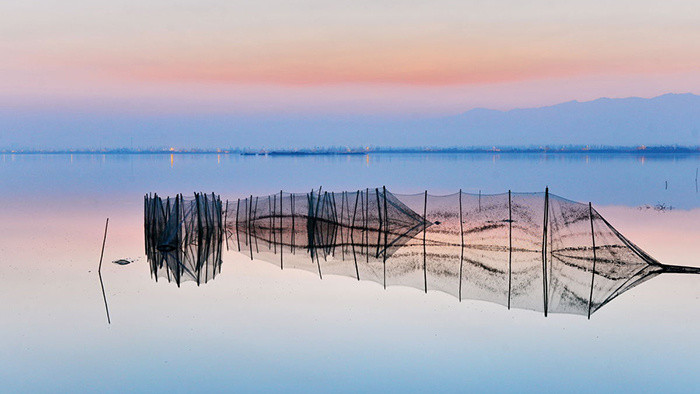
[248,195,254,260]
[587,202,598,319]
[423,190,428,294]
[542,187,549,317]
[365,188,369,263]
[375,188,382,259]
[314,188,323,279]
[351,190,360,280]
[224,199,229,251]
[458,190,464,302]
[267,195,272,249]
[291,193,295,254]
[508,190,512,310]
[253,197,259,253]
[339,191,346,260]
[382,185,388,289]
[98,218,111,324]
[280,190,284,270]
[272,194,277,254]
[235,198,241,252]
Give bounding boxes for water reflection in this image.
[144,193,224,286]
[144,187,699,317]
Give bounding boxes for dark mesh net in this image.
[224,188,426,283]
[144,192,224,286]
[145,187,698,317]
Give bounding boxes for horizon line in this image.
[3,145,698,155]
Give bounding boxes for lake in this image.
[1,152,698,392]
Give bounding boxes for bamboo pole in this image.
[98,218,111,324]
[339,191,345,260]
[351,190,360,280]
[365,188,369,263]
[542,187,549,317]
[280,190,284,270]
[314,188,323,279]
[272,194,277,254]
[423,190,428,294]
[508,190,512,310]
[224,199,229,251]
[382,186,388,289]
[375,188,382,259]
[459,190,464,302]
[291,193,295,254]
[248,195,254,260]
[253,197,259,253]
[587,202,598,319]
[235,198,241,252]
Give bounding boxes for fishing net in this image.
[144,192,224,286]
[145,187,698,317]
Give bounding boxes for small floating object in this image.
[113,259,133,265]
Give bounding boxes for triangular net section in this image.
[224,188,427,283]
[144,192,224,286]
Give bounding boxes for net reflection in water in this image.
[144,187,699,317]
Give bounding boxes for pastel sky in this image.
[2,0,699,115]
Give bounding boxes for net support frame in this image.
[248,195,254,260]
[542,187,550,317]
[508,190,512,310]
[423,190,428,294]
[383,185,388,289]
[587,202,598,319]
[458,189,464,302]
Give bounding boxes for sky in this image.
[2,0,700,116]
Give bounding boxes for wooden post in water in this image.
[374,188,382,259]
[195,193,203,287]
[508,190,512,310]
[253,197,259,253]
[382,185,388,289]
[541,187,549,317]
[224,199,229,251]
[351,190,360,280]
[329,191,338,257]
[365,188,369,263]
[248,195,254,260]
[339,191,346,260]
[458,190,464,302]
[203,194,210,283]
[587,202,598,319]
[272,194,277,254]
[291,193,295,254]
[235,198,241,252]
[98,218,111,324]
[307,191,314,262]
[344,192,351,259]
[423,190,428,294]
[280,190,284,270]
[314,188,323,279]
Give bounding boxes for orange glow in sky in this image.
[1,0,699,114]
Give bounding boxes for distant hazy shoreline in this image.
[2,146,698,155]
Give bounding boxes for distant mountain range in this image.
[1,93,698,149]
[422,93,700,147]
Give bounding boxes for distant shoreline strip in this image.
[2,146,698,155]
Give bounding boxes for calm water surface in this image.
[1,153,698,393]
